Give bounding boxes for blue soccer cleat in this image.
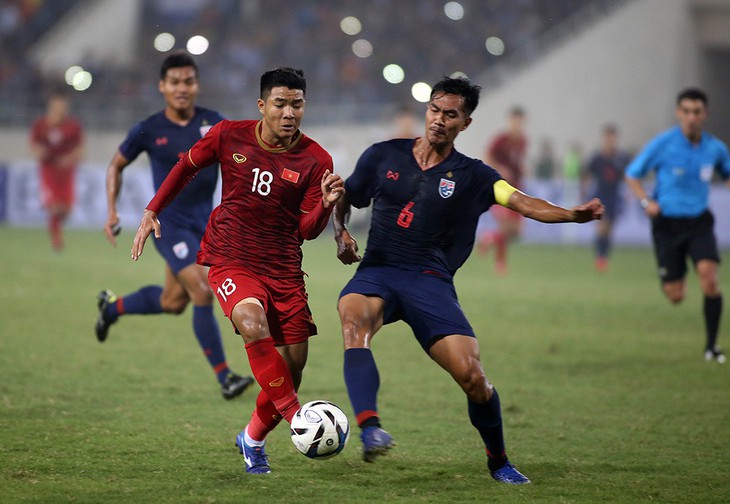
[235,430,271,474]
[490,462,531,485]
[360,426,395,463]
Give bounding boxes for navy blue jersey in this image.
[346,139,503,277]
[119,106,224,230]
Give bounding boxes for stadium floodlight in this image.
[485,36,505,56]
[154,33,175,52]
[187,35,209,55]
[340,16,362,35]
[72,71,92,91]
[64,66,83,85]
[411,82,432,103]
[444,2,464,20]
[352,39,373,58]
[383,64,405,84]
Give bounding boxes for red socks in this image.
[244,337,300,423]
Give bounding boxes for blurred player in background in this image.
[582,123,630,271]
[476,106,527,275]
[131,67,344,474]
[333,76,603,485]
[96,52,254,400]
[29,89,84,252]
[626,88,730,364]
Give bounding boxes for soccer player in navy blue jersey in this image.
[96,52,254,399]
[626,88,730,364]
[333,76,604,485]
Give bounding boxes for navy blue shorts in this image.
[153,223,203,275]
[339,265,475,353]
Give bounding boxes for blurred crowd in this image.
[0,0,625,128]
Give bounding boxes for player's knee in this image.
[458,368,492,403]
[338,307,372,348]
[232,303,268,342]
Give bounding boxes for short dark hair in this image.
[430,76,481,116]
[160,51,198,80]
[677,88,707,106]
[260,67,306,98]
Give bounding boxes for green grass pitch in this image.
[1,226,729,503]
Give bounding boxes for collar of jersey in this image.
[255,120,302,153]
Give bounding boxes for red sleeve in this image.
[298,153,334,240]
[299,199,334,240]
[146,121,222,214]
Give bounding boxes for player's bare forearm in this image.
[103,152,130,246]
[508,191,603,223]
[333,195,361,264]
[131,209,160,261]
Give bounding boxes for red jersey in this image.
[486,133,527,188]
[30,116,84,169]
[147,119,334,278]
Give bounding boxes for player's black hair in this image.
[677,88,707,106]
[260,67,306,98]
[430,76,481,116]
[160,51,198,80]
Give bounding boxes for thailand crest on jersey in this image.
[439,178,455,198]
[173,241,189,259]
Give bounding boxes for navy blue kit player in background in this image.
[333,76,604,485]
[96,52,254,399]
[626,88,730,364]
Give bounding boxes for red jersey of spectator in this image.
[30,113,84,207]
[486,132,527,189]
[147,119,334,278]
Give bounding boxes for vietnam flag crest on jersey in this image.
[282,168,300,184]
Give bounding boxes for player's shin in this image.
[244,337,299,422]
[343,348,381,428]
[468,389,508,471]
[246,390,283,441]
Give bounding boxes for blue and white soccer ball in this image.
[290,400,350,459]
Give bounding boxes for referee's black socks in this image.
[704,294,723,351]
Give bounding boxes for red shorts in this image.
[40,165,75,208]
[208,264,317,346]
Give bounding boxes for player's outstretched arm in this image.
[103,151,131,246]
[131,209,161,261]
[333,193,362,265]
[508,191,604,223]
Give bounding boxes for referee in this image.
[626,88,730,363]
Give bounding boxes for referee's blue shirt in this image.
[626,125,730,218]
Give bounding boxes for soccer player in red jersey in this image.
[477,106,527,274]
[29,90,84,252]
[131,68,344,474]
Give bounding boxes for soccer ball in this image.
[290,400,350,459]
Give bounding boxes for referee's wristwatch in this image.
[640,197,651,209]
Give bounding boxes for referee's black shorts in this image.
[651,210,720,283]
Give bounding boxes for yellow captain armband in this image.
[493,179,518,207]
